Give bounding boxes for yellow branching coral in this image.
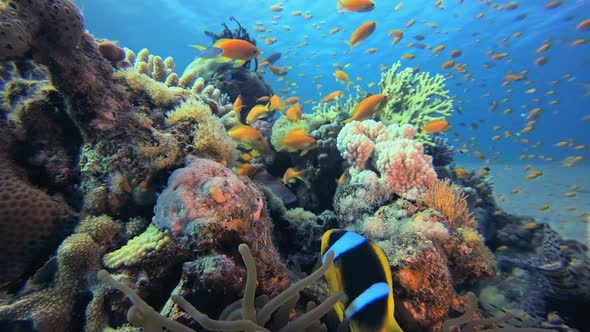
[136,129,180,171]
[103,224,171,269]
[421,178,475,228]
[165,98,238,165]
[378,61,454,142]
[164,97,210,125]
[113,67,188,108]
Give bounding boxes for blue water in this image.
[76,0,590,163]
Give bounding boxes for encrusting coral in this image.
[1,0,237,217]
[0,0,84,60]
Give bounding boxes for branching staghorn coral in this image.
[98,245,344,332]
[378,61,454,143]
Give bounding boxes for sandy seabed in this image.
[461,160,589,245]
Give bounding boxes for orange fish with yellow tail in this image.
[270,95,283,111]
[213,38,260,61]
[246,104,270,124]
[337,0,375,12]
[282,167,306,186]
[347,21,377,48]
[322,90,344,103]
[422,119,450,133]
[235,162,257,178]
[228,125,272,155]
[334,70,351,89]
[233,96,244,123]
[284,103,302,122]
[342,94,388,124]
[281,128,317,156]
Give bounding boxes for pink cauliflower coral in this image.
[375,138,437,200]
[336,120,436,201]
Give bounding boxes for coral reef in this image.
[0,0,584,331]
[377,61,454,142]
[425,136,454,167]
[355,198,496,330]
[0,215,119,330]
[96,245,344,332]
[152,157,289,296]
[0,0,84,60]
[334,120,437,220]
[0,125,77,287]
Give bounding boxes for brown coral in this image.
[0,233,101,331]
[0,0,83,60]
[421,178,475,228]
[0,126,76,286]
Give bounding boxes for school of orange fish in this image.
[220,0,589,231]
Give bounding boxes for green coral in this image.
[378,61,454,142]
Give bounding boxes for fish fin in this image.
[189,44,206,50]
[232,59,246,68]
[197,47,224,59]
[213,38,232,47]
[215,56,233,64]
[300,149,309,157]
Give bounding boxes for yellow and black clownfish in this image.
[320,229,403,332]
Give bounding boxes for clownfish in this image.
[320,230,404,332]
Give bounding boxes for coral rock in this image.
[153,157,289,296]
[0,0,84,60]
[0,127,76,286]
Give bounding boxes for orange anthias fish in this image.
[233,95,244,122]
[246,104,270,124]
[342,94,388,124]
[347,21,377,48]
[322,90,344,102]
[281,128,317,155]
[214,38,260,61]
[285,102,302,122]
[270,95,283,111]
[282,167,306,185]
[228,125,272,155]
[284,96,300,105]
[454,167,469,179]
[334,70,351,89]
[337,0,376,12]
[422,119,450,133]
[236,162,257,178]
[269,65,288,76]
